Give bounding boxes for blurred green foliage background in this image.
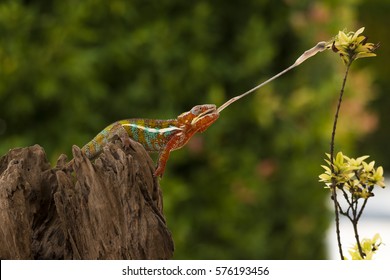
[0,0,388,259]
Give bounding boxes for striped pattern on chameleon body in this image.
[81,119,183,159]
[118,119,183,151]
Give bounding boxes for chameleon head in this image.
[176,104,219,132]
[189,104,216,116]
[189,104,219,130]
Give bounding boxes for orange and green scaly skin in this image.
[81,104,219,177]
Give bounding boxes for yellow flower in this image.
[348,234,382,260]
[331,27,379,66]
[319,152,385,198]
[372,166,385,188]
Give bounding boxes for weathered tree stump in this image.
[0,138,174,259]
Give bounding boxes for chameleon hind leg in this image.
[108,123,133,148]
[81,122,131,159]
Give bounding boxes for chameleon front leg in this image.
[103,122,173,177]
[154,147,172,177]
[154,105,219,177]
[154,133,187,177]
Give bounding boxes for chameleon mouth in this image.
[191,108,216,125]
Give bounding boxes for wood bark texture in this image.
[0,138,174,259]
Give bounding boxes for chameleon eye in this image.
[190,105,202,115]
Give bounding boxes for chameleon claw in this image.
[153,166,165,178]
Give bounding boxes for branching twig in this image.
[357,198,369,220]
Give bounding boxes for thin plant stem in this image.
[329,63,351,260]
[330,64,351,164]
[352,221,365,258]
[357,198,369,220]
[351,200,365,258]
[330,184,344,259]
